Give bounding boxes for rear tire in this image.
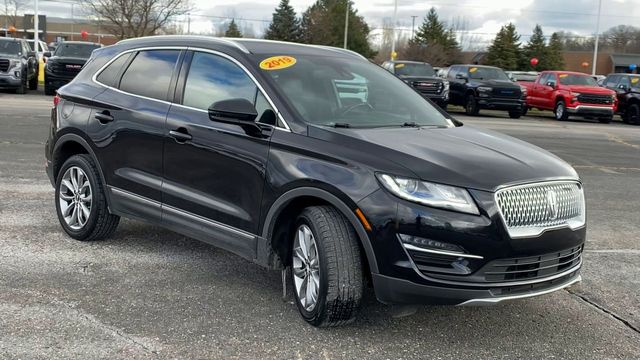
[28,74,38,90]
[554,100,568,121]
[465,95,479,116]
[55,154,120,241]
[290,206,363,327]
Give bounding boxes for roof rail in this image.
[116,35,250,54]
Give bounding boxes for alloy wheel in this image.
[59,166,92,230]
[292,224,320,312]
[556,103,564,119]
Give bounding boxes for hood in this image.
[308,125,578,192]
[399,75,443,83]
[563,84,614,94]
[470,79,520,88]
[0,53,20,60]
[49,56,89,65]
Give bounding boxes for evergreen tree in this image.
[225,19,242,38]
[265,0,301,42]
[299,0,375,58]
[410,7,460,63]
[546,32,565,70]
[521,25,548,70]
[485,23,521,70]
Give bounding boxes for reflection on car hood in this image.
[469,79,520,88]
[309,125,578,192]
[564,85,613,94]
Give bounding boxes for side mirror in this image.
[208,98,261,133]
[618,84,629,92]
[546,81,556,89]
[44,51,52,57]
[27,51,36,58]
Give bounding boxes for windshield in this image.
[0,40,20,56]
[468,67,510,81]
[257,55,452,128]
[559,74,597,86]
[54,43,100,58]
[511,72,538,82]
[394,63,436,77]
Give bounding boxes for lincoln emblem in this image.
[547,190,559,220]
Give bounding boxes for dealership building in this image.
[1,14,118,46]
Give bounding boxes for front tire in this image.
[29,74,38,90]
[508,109,522,119]
[555,100,568,121]
[55,154,120,241]
[465,95,479,116]
[291,206,363,327]
[624,104,640,124]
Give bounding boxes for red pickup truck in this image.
[520,71,616,123]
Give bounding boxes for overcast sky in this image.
[37,0,640,48]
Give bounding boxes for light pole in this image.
[343,2,349,49]
[34,0,39,45]
[411,15,417,41]
[390,0,398,60]
[591,0,602,76]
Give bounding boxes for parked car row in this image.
[0,37,100,95]
[383,59,638,125]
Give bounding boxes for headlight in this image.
[377,174,479,215]
[520,86,527,97]
[477,86,492,92]
[443,80,450,90]
[9,59,20,68]
[611,94,616,101]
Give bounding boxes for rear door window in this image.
[119,50,180,101]
[96,53,132,88]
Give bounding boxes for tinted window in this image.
[447,66,459,80]
[468,66,510,81]
[55,43,101,58]
[0,40,20,55]
[183,52,257,111]
[394,63,436,77]
[559,74,597,86]
[96,53,131,88]
[119,50,180,100]
[538,73,549,84]
[605,75,619,89]
[619,76,631,89]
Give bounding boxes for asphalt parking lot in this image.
[1,91,639,359]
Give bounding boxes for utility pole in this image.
[592,0,602,76]
[343,2,349,49]
[70,2,74,40]
[411,15,417,41]
[187,13,191,35]
[390,0,398,60]
[34,0,39,45]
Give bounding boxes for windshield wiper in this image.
[402,122,420,127]
[332,122,351,128]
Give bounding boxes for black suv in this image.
[0,37,38,93]
[447,64,525,118]
[46,36,586,327]
[44,41,102,95]
[381,60,448,108]
[603,73,640,124]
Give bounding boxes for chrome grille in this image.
[0,59,9,72]
[495,181,585,238]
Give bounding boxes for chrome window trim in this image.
[494,180,586,239]
[402,243,484,260]
[91,46,291,132]
[117,35,251,54]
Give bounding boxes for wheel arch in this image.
[260,187,379,274]
[52,134,111,206]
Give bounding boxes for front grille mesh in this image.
[412,81,443,95]
[495,181,585,237]
[577,93,613,105]
[0,59,9,72]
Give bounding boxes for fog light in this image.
[14,71,20,78]
[398,233,464,253]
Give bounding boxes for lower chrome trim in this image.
[403,243,484,259]
[162,204,255,240]
[457,275,582,306]
[567,105,614,113]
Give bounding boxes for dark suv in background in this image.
[0,37,38,93]
[44,41,102,95]
[381,60,448,108]
[447,64,525,118]
[46,36,586,327]
[603,73,640,124]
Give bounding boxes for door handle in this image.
[169,129,192,142]
[95,111,114,124]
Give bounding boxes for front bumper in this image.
[0,73,22,88]
[566,105,614,117]
[45,70,74,90]
[357,188,586,306]
[477,97,524,111]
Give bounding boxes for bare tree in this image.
[3,0,26,34]
[81,0,191,39]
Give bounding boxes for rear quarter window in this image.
[95,53,132,88]
[118,50,180,101]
